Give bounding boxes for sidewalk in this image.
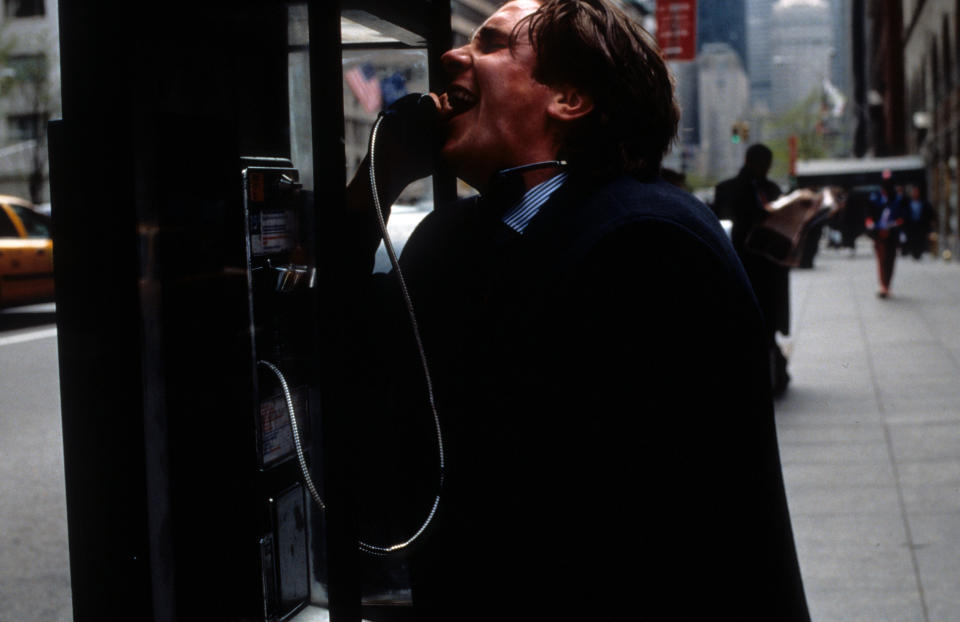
[775,240,960,621]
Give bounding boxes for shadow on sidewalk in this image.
[0,304,57,332]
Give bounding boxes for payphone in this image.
[242,158,314,620]
[52,1,454,621]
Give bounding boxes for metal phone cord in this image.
[259,112,445,557]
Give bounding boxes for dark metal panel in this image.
[52,0,155,616]
[426,0,457,204]
[306,1,362,620]
[50,116,156,622]
[54,1,298,620]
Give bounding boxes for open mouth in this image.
[442,86,478,117]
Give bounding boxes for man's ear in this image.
[547,86,594,122]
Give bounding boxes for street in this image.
[0,303,72,622]
[777,240,960,621]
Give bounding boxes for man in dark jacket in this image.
[902,184,935,260]
[342,1,809,619]
[715,144,791,395]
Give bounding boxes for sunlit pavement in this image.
[775,240,960,621]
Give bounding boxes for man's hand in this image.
[367,93,442,199]
[343,93,442,261]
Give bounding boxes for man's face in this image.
[438,0,559,188]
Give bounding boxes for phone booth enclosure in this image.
[52,1,451,621]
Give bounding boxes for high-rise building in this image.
[699,0,747,69]
[770,0,834,115]
[665,0,746,175]
[746,0,777,113]
[698,42,750,180]
[829,0,853,105]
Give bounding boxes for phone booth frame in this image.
[51,1,453,620]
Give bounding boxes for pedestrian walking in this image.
[901,184,935,260]
[865,184,906,297]
[714,144,791,396]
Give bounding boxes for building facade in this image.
[0,0,60,204]
[771,0,834,116]
[899,0,960,257]
[747,0,777,113]
[700,0,748,69]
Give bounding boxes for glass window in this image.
[8,204,50,238]
[6,53,47,80]
[288,3,313,191]
[3,0,43,17]
[7,113,46,141]
[341,28,434,276]
[0,208,18,237]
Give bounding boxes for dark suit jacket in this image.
[346,174,809,620]
[903,198,935,256]
[714,170,790,336]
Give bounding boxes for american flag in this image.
[345,63,382,113]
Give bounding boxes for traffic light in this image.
[731,121,751,144]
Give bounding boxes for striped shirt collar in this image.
[501,171,568,233]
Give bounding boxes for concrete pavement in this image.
[775,240,960,621]
[0,309,72,622]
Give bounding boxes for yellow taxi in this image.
[0,195,54,308]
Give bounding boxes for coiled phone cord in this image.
[258,360,326,513]
[257,112,445,557]
[362,112,445,555]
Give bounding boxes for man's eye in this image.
[474,29,509,53]
[481,40,507,52]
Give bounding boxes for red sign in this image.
[656,0,697,61]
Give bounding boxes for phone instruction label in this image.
[259,388,308,467]
[250,211,292,255]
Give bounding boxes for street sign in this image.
[656,0,697,62]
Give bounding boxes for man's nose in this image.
[440,45,471,76]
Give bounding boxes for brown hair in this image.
[514,0,679,180]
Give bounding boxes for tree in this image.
[766,91,829,184]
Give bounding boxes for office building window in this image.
[5,54,46,80]
[3,0,44,17]
[7,113,46,141]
